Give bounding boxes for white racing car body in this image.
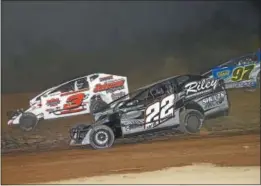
[7,73,129,131]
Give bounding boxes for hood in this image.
[29,86,57,106]
[93,98,129,122]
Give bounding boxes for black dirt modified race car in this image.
[69,74,230,150]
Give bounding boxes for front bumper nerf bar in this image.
[7,109,24,125]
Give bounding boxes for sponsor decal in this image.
[212,67,233,80]
[202,92,225,109]
[46,98,60,107]
[202,92,225,104]
[216,69,230,79]
[111,91,126,100]
[99,75,113,82]
[226,81,256,89]
[217,70,229,77]
[94,79,125,93]
[184,79,218,98]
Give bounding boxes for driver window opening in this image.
[148,83,171,101]
[75,78,89,91]
[237,55,258,65]
[50,81,75,94]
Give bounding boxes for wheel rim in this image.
[185,114,202,133]
[94,130,109,146]
[20,116,36,131]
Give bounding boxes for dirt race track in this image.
[1,89,261,184]
[2,133,260,184]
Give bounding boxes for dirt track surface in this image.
[1,89,260,152]
[2,133,260,184]
[1,89,260,184]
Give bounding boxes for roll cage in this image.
[107,74,203,110]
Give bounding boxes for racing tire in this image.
[90,99,109,114]
[19,112,38,132]
[89,125,115,150]
[178,109,204,134]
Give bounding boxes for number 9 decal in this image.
[231,64,255,82]
[231,67,244,81]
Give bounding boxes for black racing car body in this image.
[69,74,230,149]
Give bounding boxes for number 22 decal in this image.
[231,64,255,82]
[144,94,175,129]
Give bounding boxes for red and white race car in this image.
[7,73,129,131]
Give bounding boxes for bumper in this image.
[7,109,24,125]
[69,124,92,146]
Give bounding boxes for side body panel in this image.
[182,77,229,118]
[119,77,229,136]
[212,63,260,89]
[208,50,261,89]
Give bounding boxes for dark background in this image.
[1,1,260,93]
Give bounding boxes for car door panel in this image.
[121,90,178,136]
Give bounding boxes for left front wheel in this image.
[19,112,38,132]
[89,125,115,150]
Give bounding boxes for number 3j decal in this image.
[144,94,175,129]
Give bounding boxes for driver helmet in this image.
[152,87,164,97]
[76,79,86,90]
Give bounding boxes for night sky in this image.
[1,1,260,93]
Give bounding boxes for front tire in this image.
[89,125,115,149]
[178,109,204,134]
[19,112,38,132]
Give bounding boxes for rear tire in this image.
[178,109,204,134]
[19,112,38,132]
[89,125,115,149]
